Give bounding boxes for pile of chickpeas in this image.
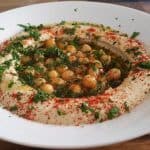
[20,37,122,97]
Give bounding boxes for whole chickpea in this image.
[82,75,97,88]
[69,55,77,62]
[106,68,121,81]
[48,70,59,79]
[66,45,76,53]
[24,68,35,76]
[45,58,54,66]
[88,68,99,77]
[62,70,74,81]
[36,63,47,72]
[57,41,68,49]
[100,55,111,65]
[70,84,81,94]
[45,38,56,48]
[40,83,54,94]
[34,78,46,86]
[76,51,85,58]
[52,77,65,85]
[56,66,68,74]
[81,44,92,52]
[78,57,89,64]
[21,56,31,64]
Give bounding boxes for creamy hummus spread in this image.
[0,22,149,125]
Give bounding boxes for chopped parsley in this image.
[57,109,66,116]
[9,105,18,111]
[59,20,66,25]
[80,102,94,113]
[74,8,78,12]
[69,37,80,48]
[126,47,139,53]
[63,27,76,35]
[94,112,100,120]
[0,60,12,81]
[130,32,140,39]
[19,73,34,86]
[44,47,69,65]
[8,81,15,88]
[124,102,129,112]
[18,24,43,40]
[93,49,104,59]
[107,106,120,119]
[0,27,4,30]
[33,90,50,103]
[139,61,150,69]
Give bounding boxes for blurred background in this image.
[0,0,150,13]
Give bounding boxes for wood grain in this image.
[0,0,149,150]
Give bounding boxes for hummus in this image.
[0,22,150,125]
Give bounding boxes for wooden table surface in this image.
[0,0,150,150]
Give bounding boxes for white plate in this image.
[0,1,150,149]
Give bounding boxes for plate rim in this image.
[0,1,150,149]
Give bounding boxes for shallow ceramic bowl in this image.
[0,1,150,149]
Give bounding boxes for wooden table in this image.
[0,0,150,150]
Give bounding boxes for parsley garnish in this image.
[0,27,4,30]
[69,37,80,48]
[63,27,76,35]
[10,105,18,111]
[59,20,66,25]
[8,81,14,88]
[130,32,140,39]
[80,102,94,113]
[18,24,43,40]
[107,106,120,119]
[74,8,78,12]
[93,49,104,59]
[44,47,69,65]
[139,61,150,69]
[0,60,12,81]
[33,90,50,103]
[124,102,129,112]
[57,109,66,116]
[19,74,34,86]
[94,112,100,120]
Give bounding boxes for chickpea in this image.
[76,51,85,58]
[70,84,81,94]
[62,70,74,81]
[78,57,89,64]
[56,66,68,74]
[48,70,59,78]
[82,75,97,88]
[88,68,99,77]
[106,68,121,81]
[94,61,103,68]
[45,38,56,48]
[21,56,31,64]
[24,68,35,76]
[69,55,77,62]
[34,53,44,62]
[45,58,54,65]
[57,41,68,49]
[40,83,54,94]
[52,77,65,85]
[36,63,47,72]
[34,78,46,86]
[81,44,92,52]
[66,45,76,53]
[100,55,111,65]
